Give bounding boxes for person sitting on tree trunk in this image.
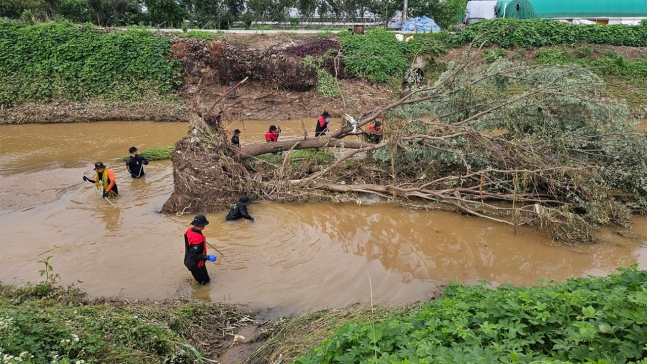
[231,129,241,147]
[315,111,331,137]
[367,121,383,143]
[226,195,255,222]
[265,125,280,142]
[126,146,148,178]
[83,162,118,198]
[183,214,217,285]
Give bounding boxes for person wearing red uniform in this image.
[265,125,280,142]
[183,214,217,285]
[367,121,383,143]
[315,111,331,137]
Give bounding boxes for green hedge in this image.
[0,20,180,107]
[295,266,647,363]
[454,18,647,48]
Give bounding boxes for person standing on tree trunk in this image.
[367,121,383,143]
[83,162,118,198]
[126,146,148,178]
[184,214,217,285]
[315,111,331,137]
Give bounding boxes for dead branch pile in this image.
[163,47,647,243]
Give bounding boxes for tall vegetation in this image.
[294,266,647,363]
[0,20,180,107]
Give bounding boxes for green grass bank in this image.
[3,267,644,363]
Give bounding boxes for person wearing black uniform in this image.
[225,195,255,222]
[126,146,148,178]
[183,214,217,285]
[231,129,241,147]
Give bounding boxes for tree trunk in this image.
[237,137,375,158]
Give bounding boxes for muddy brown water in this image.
[0,121,645,317]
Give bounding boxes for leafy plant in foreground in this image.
[294,266,647,363]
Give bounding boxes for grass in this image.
[0,277,253,363]
[246,304,418,364]
[120,145,174,161]
[255,149,335,165]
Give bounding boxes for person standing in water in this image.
[226,195,255,222]
[126,146,148,178]
[83,162,118,198]
[265,125,280,142]
[231,129,241,147]
[315,111,331,137]
[183,214,217,285]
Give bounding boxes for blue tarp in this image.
[401,15,441,32]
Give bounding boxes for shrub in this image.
[294,266,647,363]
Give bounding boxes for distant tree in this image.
[143,0,187,28]
[408,0,467,29]
[367,0,399,28]
[0,0,40,18]
[59,0,94,23]
[297,0,316,22]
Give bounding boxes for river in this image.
[0,120,645,317]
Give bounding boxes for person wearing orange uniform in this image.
[83,162,118,198]
[183,214,217,284]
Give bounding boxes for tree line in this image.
[0,0,467,30]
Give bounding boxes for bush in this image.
[455,18,647,48]
[294,266,647,363]
[0,20,180,107]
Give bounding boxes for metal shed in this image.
[495,0,647,23]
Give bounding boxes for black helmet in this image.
[238,195,253,206]
[191,214,210,226]
[93,162,106,170]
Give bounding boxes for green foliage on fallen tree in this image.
[0,20,181,107]
[294,266,647,364]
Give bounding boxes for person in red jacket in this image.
[265,125,280,142]
[367,121,383,143]
[183,214,217,285]
[315,111,331,137]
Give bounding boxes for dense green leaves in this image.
[0,20,180,107]
[295,267,647,364]
[340,29,447,83]
[455,18,647,48]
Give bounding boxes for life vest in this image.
[95,169,117,197]
[265,131,279,142]
[184,227,207,270]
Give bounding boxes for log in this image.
[237,138,375,158]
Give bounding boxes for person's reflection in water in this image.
[98,206,122,231]
[190,285,213,301]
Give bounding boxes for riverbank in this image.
[3,266,645,363]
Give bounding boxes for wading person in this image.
[226,195,255,222]
[231,129,241,147]
[184,214,217,285]
[126,146,148,178]
[315,111,331,137]
[265,125,280,142]
[83,162,118,198]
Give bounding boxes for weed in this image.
[120,145,174,161]
[293,266,647,363]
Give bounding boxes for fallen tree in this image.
[163,47,647,243]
